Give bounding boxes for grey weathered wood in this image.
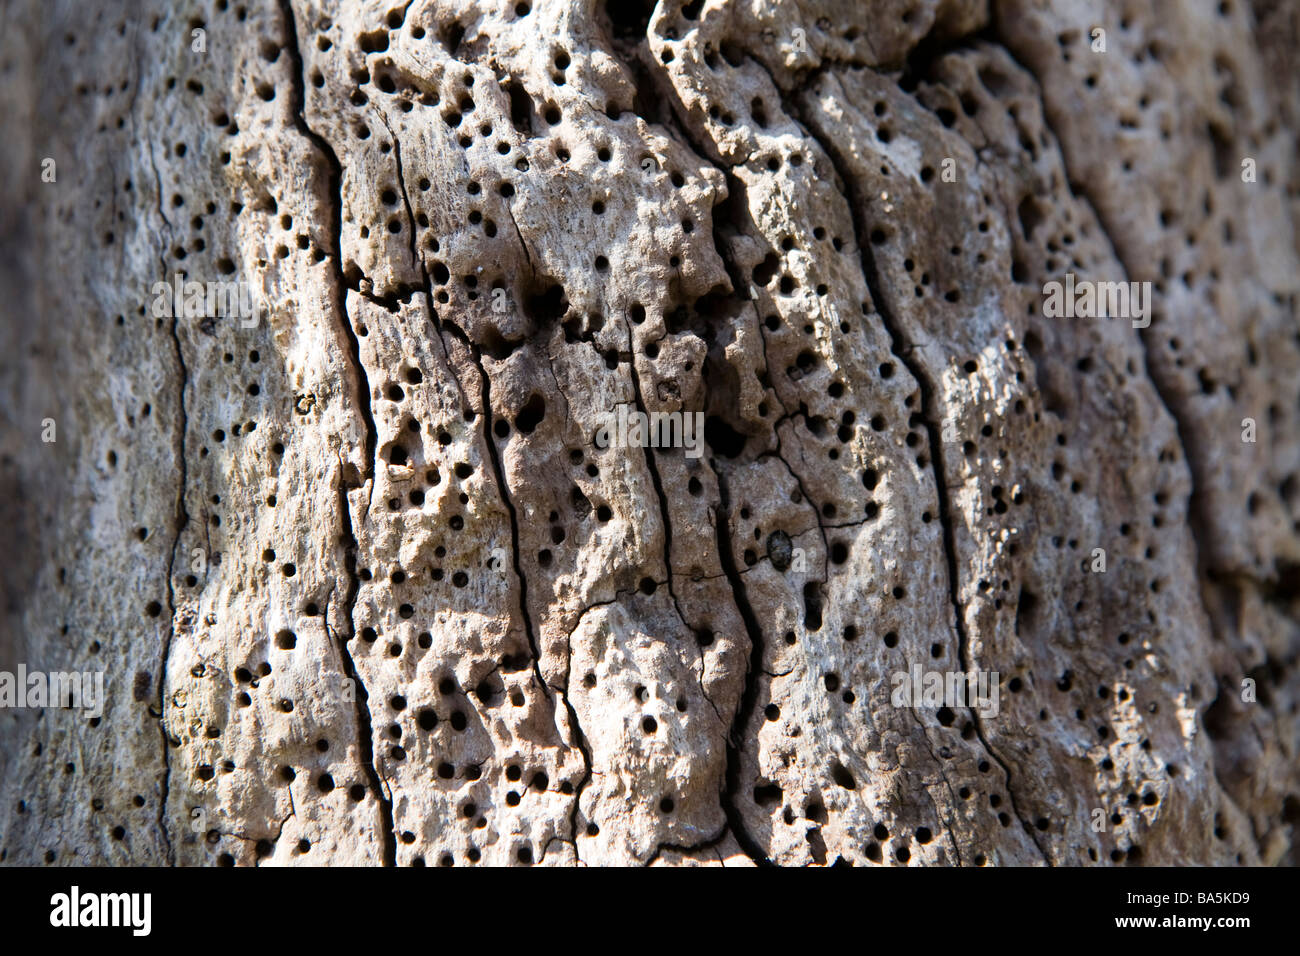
[0,0,1296,866]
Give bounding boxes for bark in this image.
[1,0,1297,866]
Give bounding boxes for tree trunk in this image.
[1,0,1297,866]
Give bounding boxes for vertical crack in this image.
[608,39,775,867]
[618,74,771,867]
[791,89,1050,862]
[470,349,546,689]
[382,117,421,276]
[712,467,773,866]
[381,107,595,857]
[983,35,1271,858]
[279,0,395,865]
[471,343,596,859]
[624,328,690,630]
[982,24,1218,588]
[327,466,397,865]
[278,0,376,478]
[147,136,181,867]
